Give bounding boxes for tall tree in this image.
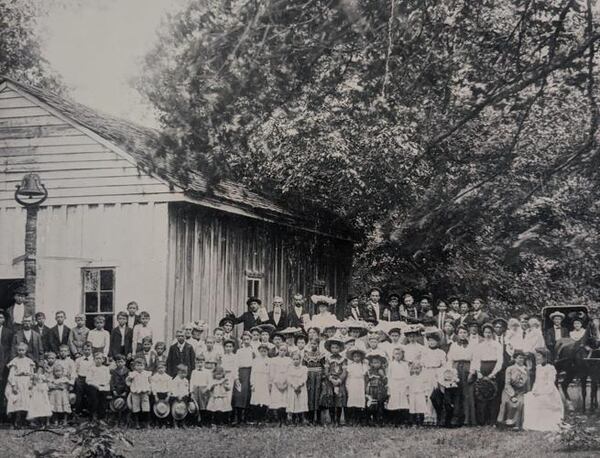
[140,0,600,313]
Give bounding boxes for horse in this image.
[554,320,600,412]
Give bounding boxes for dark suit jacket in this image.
[230,311,265,332]
[544,326,569,352]
[470,310,490,326]
[166,342,195,378]
[109,326,133,359]
[47,325,71,354]
[33,325,51,352]
[287,307,308,328]
[344,305,365,321]
[0,326,14,374]
[126,314,141,328]
[363,302,389,322]
[267,311,288,330]
[12,329,44,363]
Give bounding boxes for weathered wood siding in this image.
[0,86,177,207]
[164,203,353,338]
[0,203,170,338]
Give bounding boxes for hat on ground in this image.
[246,297,262,306]
[346,348,366,361]
[109,397,127,413]
[324,338,345,353]
[153,399,170,419]
[219,317,235,328]
[172,400,188,421]
[549,311,565,320]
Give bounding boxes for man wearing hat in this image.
[225,297,267,332]
[544,311,568,361]
[287,293,310,328]
[267,296,288,331]
[344,294,364,321]
[6,285,27,331]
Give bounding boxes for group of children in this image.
[2,299,571,431]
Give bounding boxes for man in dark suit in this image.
[267,296,288,331]
[344,294,364,321]
[109,311,133,360]
[434,300,450,329]
[544,311,569,361]
[166,329,195,378]
[226,297,267,332]
[0,311,14,419]
[363,288,388,322]
[471,298,491,326]
[401,292,422,323]
[33,311,52,351]
[125,301,141,329]
[287,293,309,328]
[6,285,27,331]
[12,315,43,364]
[47,310,71,354]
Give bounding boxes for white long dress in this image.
[346,361,367,408]
[250,357,270,406]
[387,361,410,410]
[286,364,308,413]
[269,356,290,409]
[523,364,563,431]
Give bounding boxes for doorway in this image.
[0,279,23,313]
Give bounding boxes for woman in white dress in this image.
[523,348,563,431]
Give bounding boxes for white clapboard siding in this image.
[0,89,177,207]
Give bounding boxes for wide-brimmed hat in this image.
[549,311,565,320]
[366,354,387,365]
[109,396,127,413]
[567,311,588,325]
[246,297,262,306]
[474,377,497,401]
[294,332,308,344]
[324,338,345,353]
[219,317,235,328]
[257,323,276,335]
[188,400,198,415]
[153,399,170,419]
[403,324,423,335]
[424,329,443,342]
[280,327,303,336]
[363,318,379,326]
[345,320,368,337]
[492,318,508,329]
[270,331,285,342]
[480,322,494,335]
[387,292,401,302]
[171,400,188,420]
[346,348,366,361]
[69,392,77,405]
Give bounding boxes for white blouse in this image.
[471,339,503,377]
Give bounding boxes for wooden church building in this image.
[0,77,353,341]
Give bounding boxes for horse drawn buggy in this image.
[542,305,600,411]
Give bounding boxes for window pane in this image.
[85,292,98,312]
[84,270,99,292]
[103,314,114,332]
[85,315,96,330]
[100,292,113,312]
[247,280,252,298]
[100,269,114,291]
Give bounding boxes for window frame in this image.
[81,267,116,331]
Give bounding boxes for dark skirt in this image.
[232,367,252,408]
[307,369,322,411]
[476,360,500,426]
[454,360,476,426]
[320,377,347,408]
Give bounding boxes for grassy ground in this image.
[1,416,599,458]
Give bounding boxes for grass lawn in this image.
[1,416,599,458]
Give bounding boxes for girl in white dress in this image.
[5,343,35,428]
[408,362,429,425]
[345,348,367,425]
[286,352,308,422]
[250,344,271,423]
[386,347,410,425]
[269,344,291,425]
[27,371,53,426]
[523,348,564,431]
[48,364,72,425]
[206,366,232,424]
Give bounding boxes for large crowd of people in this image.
[0,285,589,431]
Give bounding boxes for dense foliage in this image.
[139,0,600,314]
[0,0,63,92]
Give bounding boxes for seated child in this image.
[126,357,152,428]
[497,350,529,430]
[48,364,72,426]
[27,371,53,427]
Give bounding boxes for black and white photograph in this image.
[1,0,600,456]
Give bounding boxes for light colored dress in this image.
[286,364,308,413]
[27,378,53,420]
[345,361,367,408]
[408,372,429,414]
[523,364,563,431]
[250,357,270,406]
[387,361,410,410]
[403,343,424,364]
[206,376,232,412]
[5,356,34,413]
[269,356,290,409]
[421,348,446,424]
[48,376,71,413]
[497,364,529,428]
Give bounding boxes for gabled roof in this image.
[1,76,299,220]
